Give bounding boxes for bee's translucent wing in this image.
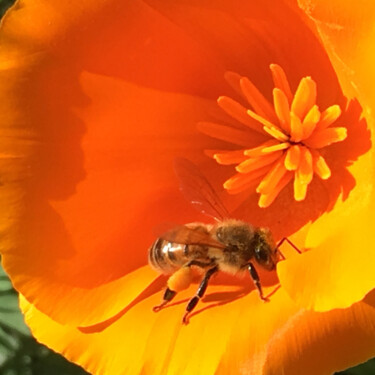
[174,158,230,221]
[160,225,226,249]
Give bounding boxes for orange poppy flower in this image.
[1,0,375,374]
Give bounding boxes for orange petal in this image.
[263,291,375,375]
[279,149,375,311]
[19,285,297,375]
[0,70,220,326]
[21,286,375,375]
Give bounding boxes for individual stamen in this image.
[197,121,258,147]
[270,63,293,103]
[236,150,283,173]
[224,166,270,193]
[200,64,348,207]
[312,151,331,179]
[285,145,301,171]
[291,77,316,120]
[304,127,347,149]
[217,96,264,133]
[302,105,320,140]
[261,142,290,153]
[257,154,288,194]
[296,147,313,184]
[290,112,303,142]
[262,125,290,142]
[273,88,291,133]
[224,71,243,96]
[294,172,308,201]
[213,149,248,165]
[316,105,342,130]
[246,108,279,132]
[244,140,280,157]
[259,172,293,207]
[240,77,277,122]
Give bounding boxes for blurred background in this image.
[0,1,374,374]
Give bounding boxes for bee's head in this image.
[253,228,278,270]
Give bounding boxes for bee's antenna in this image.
[276,249,285,260]
[276,237,301,257]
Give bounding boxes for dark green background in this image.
[0,1,373,374]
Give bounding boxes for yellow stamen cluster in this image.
[199,64,347,207]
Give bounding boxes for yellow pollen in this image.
[263,125,290,142]
[199,64,348,207]
[261,142,290,153]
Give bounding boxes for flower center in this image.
[198,64,347,208]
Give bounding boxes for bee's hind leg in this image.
[182,265,218,324]
[153,288,177,312]
[153,260,214,313]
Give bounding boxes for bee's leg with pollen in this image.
[182,265,218,324]
[153,264,196,312]
[247,262,266,301]
[153,261,214,313]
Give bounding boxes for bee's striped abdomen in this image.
[148,238,189,274]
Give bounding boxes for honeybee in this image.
[149,158,299,324]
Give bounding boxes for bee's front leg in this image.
[247,262,267,301]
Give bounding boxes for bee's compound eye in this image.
[255,247,269,263]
